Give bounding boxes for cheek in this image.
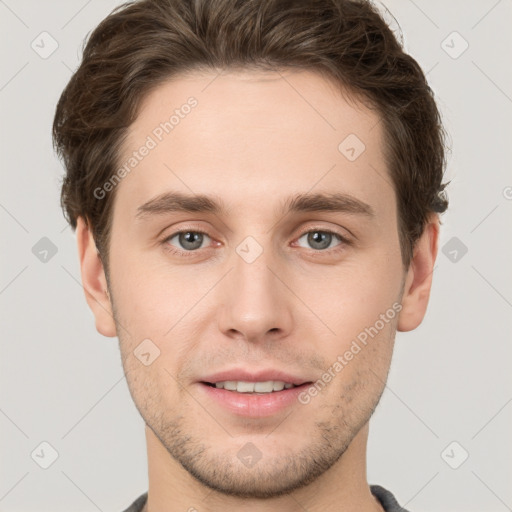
[108,246,182,328]
[108,253,217,376]
[292,256,402,347]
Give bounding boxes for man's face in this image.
[106,69,405,498]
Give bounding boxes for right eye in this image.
[163,230,213,255]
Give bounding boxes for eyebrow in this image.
[135,190,375,220]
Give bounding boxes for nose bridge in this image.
[217,237,293,341]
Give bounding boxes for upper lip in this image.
[200,369,312,386]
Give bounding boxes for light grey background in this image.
[1,1,511,511]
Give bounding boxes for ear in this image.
[397,214,440,332]
[76,216,117,337]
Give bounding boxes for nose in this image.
[216,245,294,344]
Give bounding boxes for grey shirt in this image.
[121,485,410,511]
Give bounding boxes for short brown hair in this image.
[52,0,448,271]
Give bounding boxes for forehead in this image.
[115,68,392,220]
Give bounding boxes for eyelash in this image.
[161,226,351,258]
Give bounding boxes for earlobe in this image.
[397,215,440,332]
[76,217,117,337]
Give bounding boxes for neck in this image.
[143,423,384,512]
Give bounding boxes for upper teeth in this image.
[214,381,296,393]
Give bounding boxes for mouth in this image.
[198,374,313,417]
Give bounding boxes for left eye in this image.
[296,230,343,251]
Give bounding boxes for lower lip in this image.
[198,382,311,417]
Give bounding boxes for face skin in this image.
[76,68,439,511]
